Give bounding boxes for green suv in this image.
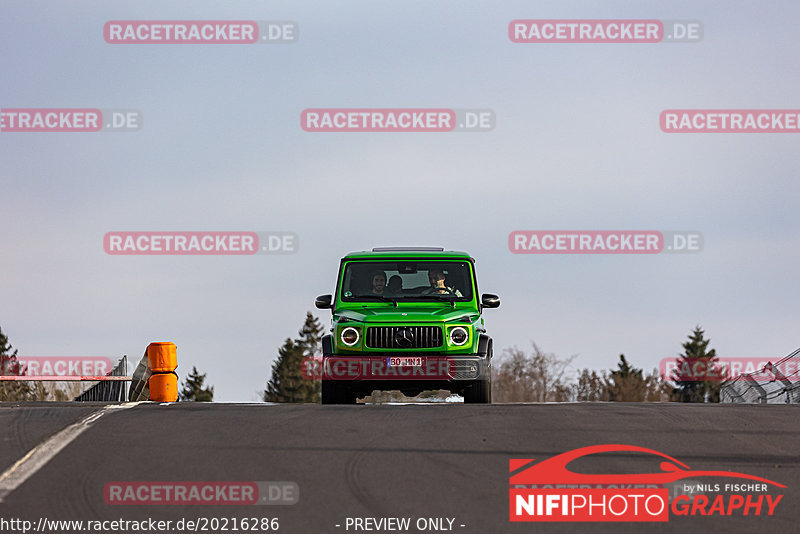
[315,247,500,404]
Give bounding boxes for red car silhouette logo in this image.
[510,444,785,487]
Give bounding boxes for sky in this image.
[2,1,798,401]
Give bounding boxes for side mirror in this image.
[315,294,333,309]
[481,293,500,309]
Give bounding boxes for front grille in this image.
[366,326,443,349]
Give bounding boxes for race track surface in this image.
[0,402,797,533]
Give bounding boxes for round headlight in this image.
[450,327,468,346]
[341,327,359,346]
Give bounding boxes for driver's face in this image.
[428,271,445,287]
[372,275,386,293]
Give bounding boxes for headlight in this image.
[341,327,360,346]
[449,326,468,346]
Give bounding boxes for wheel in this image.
[463,378,491,404]
[321,381,357,404]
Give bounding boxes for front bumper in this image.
[321,354,488,382]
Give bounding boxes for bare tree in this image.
[574,369,607,401]
[493,343,576,402]
[491,344,679,404]
[643,369,672,402]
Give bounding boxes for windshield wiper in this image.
[354,295,398,307]
[415,295,457,307]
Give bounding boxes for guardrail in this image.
[1,342,179,402]
[720,347,800,404]
[74,355,128,402]
[0,356,131,402]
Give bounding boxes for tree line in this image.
[263,315,722,404]
[492,325,719,402]
[1,317,721,404]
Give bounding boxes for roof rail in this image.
[371,247,445,252]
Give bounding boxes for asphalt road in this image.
[0,402,797,533]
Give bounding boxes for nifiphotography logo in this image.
[509,444,784,522]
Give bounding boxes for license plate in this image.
[386,357,422,367]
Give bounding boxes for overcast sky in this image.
[2,1,798,401]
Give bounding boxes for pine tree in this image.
[605,354,647,401]
[179,366,214,401]
[264,313,324,403]
[0,326,34,401]
[296,312,324,361]
[670,326,721,403]
[264,338,305,402]
[603,355,672,402]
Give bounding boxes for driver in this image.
[422,269,462,297]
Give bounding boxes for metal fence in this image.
[74,355,128,402]
[720,348,800,404]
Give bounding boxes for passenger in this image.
[387,275,403,295]
[370,270,387,295]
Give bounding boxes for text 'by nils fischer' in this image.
[337,517,464,531]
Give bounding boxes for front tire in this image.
[463,344,492,404]
[321,381,357,404]
[463,377,491,404]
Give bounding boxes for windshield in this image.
[340,261,474,302]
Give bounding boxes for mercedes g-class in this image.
[314,247,500,404]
